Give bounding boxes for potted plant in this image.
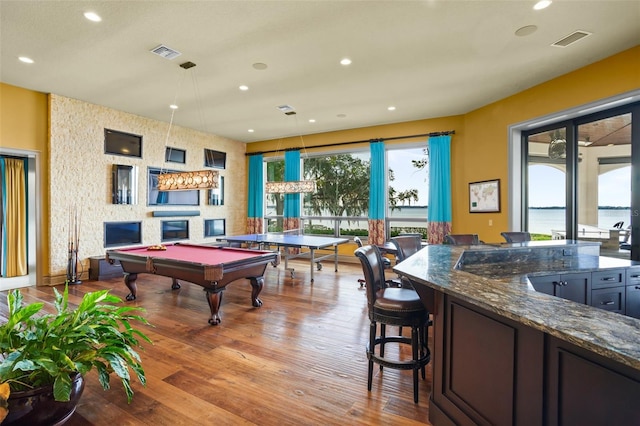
[0,285,152,425]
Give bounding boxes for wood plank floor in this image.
[1,259,433,425]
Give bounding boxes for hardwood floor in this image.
[1,260,433,425]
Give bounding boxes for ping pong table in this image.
[217,233,349,282]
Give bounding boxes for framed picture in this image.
[469,179,500,213]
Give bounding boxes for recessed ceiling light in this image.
[340,58,352,66]
[533,0,551,10]
[248,129,254,133]
[387,106,396,111]
[18,56,34,64]
[515,25,538,37]
[252,62,268,70]
[239,85,249,91]
[308,119,316,123]
[169,104,178,110]
[84,11,102,22]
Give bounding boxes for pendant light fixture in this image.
[157,61,219,191]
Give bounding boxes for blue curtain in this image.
[248,154,264,218]
[284,150,300,219]
[427,135,452,243]
[368,140,386,245]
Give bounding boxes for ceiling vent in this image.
[150,44,182,60]
[552,31,592,48]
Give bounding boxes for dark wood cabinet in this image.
[430,293,640,426]
[89,256,123,280]
[430,294,544,426]
[531,268,640,318]
[626,268,640,319]
[545,336,640,425]
[529,273,591,304]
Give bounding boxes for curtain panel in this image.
[0,158,28,277]
[368,141,386,245]
[427,135,452,244]
[283,150,301,226]
[247,154,264,234]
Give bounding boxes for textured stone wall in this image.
[48,95,247,283]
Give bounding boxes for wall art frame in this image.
[469,179,500,213]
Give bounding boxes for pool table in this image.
[106,243,280,325]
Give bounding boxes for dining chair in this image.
[444,234,481,245]
[500,231,531,243]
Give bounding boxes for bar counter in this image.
[393,240,640,425]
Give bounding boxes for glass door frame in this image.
[520,100,640,260]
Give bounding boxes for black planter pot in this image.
[2,374,85,426]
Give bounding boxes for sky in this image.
[528,164,631,207]
[387,148,429,205]
[365,150,630,208]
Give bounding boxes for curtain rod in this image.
[246,130,455,156]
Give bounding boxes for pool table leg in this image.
[124,273,138,301]
[205,290,224,325]
[249,276,264,308]
[204,276,265,326]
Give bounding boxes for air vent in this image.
[150,44,182,60]
[552,31,592,48]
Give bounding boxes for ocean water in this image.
[269,206,632,236]
[528,208,631,235]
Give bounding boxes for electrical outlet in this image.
[488,219,493,226]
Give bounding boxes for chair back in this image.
[355,245,386,316]
[390,235,423,262]
[500,231,531,243]
[444,234,480,245]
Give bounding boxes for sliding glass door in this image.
[524,102,639,261]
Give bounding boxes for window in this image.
[386,146,429,238]
[302,152,370,236]
[265,159,285,232]
[263,146,430,239]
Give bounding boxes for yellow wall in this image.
[458,46,639,242]
[249,45,640,243]
[0,83,50,278]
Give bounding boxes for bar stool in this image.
[355,244,430,403]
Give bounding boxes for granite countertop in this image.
[392,240,640,371]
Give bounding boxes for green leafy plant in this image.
[0,285,152,402]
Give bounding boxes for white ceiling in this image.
[1,1,638,143]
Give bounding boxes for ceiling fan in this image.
[548,130,566,160]
[548,138,566,160]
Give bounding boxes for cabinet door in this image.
[546,336,640,425]
[626,284,640,319]
[528,274,560,296]
[557,273,591,305]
